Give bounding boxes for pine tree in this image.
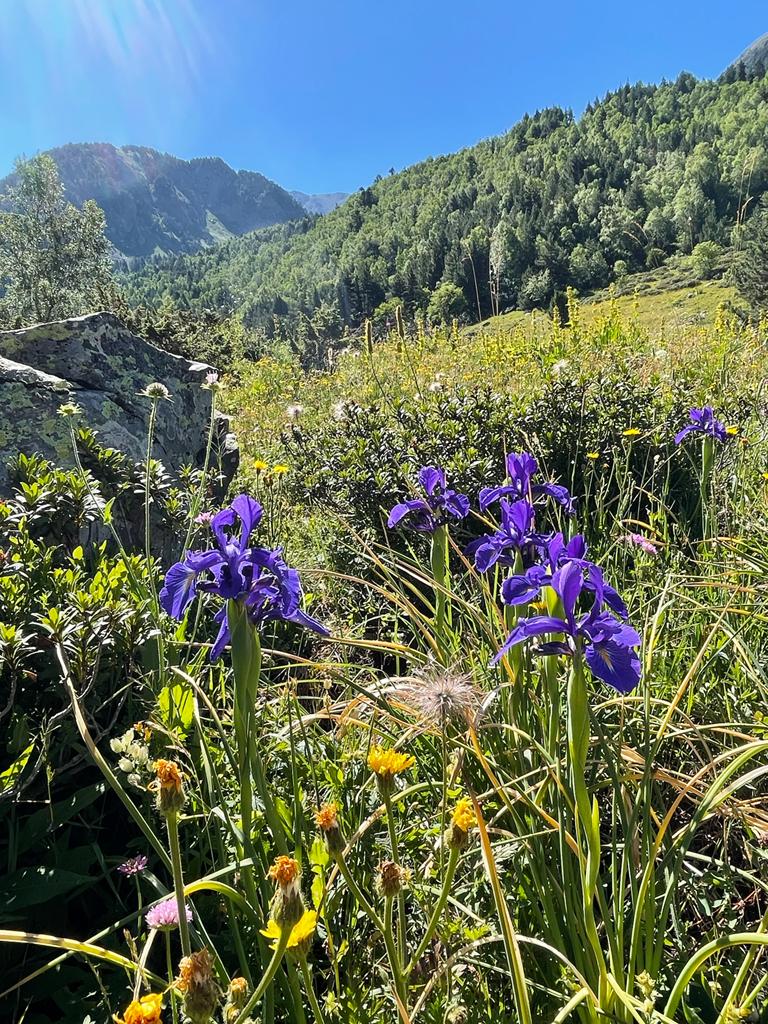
[733,203,768,313]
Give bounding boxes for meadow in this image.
[2,290,768,1024]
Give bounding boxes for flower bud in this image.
[315,802,345,855]
[268,855,304,929]
[223,977,249,1023]
[177,949,219,1024]
[152,759,185,816]
[376,859,409,897]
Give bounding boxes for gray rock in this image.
[0,311,238,494]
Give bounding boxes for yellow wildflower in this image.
[253,459,269,473]
[586,451,600,460]
[622,428,641,437]
[367,746,415,778]
[452,797,476,833]
[272,464,289,475]
[113,992,163,1024]
[261,909,317,952]
[726,425,739,436]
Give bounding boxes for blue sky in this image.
[0,0,765,193]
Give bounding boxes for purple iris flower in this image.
[465,498,549,572]
[501,532,628,620]
[674,407,728,445]
[387,466,470,533]
[492,559,641,694]
[479,452,574,514]
[160,494,328,661]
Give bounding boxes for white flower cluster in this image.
[110,728,151,789]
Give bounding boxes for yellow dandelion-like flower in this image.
[268,855,300,887]
[622,428,641,437]
[261,909,317,951]
[452,797,476,833]
[367,746,415,778]
[762,472,768,481]
[725,425,739,436]
[253,459,269,473]
[272,464,289,476]
[113,992,164,1024]
[586,451,600,460]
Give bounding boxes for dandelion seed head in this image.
[399,664,481,726]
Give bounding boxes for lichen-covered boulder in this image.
[0,311,238,494]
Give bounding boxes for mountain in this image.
[290,190,348,215]
[726,32,768,76]
[125,70,768,346]
[0,143,307,261]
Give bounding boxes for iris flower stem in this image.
[229,602,288,859]
[383,791,408,969]
[701,435,714,541]
[430,524,450,659]
[333,854,406,1003]
[566,655,608,1011]
[406,845,459,975]
[232,930,290,1024]
[166,812,192,959]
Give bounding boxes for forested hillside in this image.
[125,71,768,333]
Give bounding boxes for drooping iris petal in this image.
[210,605,231,661]
[500,565,549,605]
[159,549,223,619]
[387,499,434,531]
[491,614,570,665]
[584,636,641,693]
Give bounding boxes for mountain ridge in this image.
[0,143,307,261]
